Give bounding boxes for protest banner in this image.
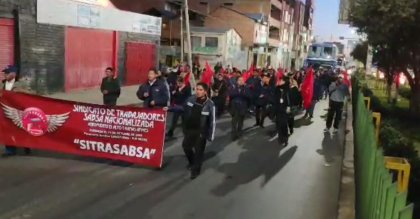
[0,91,166,168]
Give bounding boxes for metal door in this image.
[65,27,114,91]
[0,18,15,70]
[125,42,156,85]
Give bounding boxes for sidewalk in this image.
[45,85,140,106]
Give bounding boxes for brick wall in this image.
[205,7,256,47]
[0,0,65,94]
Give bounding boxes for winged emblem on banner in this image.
[1,103,70,136]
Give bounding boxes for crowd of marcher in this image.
[0,62,350,180]
[128,62,349,179]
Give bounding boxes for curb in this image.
[337,103,356,219]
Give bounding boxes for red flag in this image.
[201,62,214,86]
[242,65,255,82]
[301,67,315,110]
[276,68,284,81]
[343,70,351,88]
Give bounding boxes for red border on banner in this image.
[0,91,166,168]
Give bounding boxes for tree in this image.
[351,41,368,65]
[350,0,420,113]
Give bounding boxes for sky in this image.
[313,0,357,42]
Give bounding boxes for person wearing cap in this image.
[182,82,216,179]
[253,72,274,128]
[0,65,32,156]
[325,74,350,133]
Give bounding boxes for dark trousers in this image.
[276,114,289,145]
[168,111,182,135]
[182,133,207,174]
[231,111,245,138]
[287,115,294,133]
[103,97,117,106]
[307,100,317,117]
[5,145,16,155]
[255,105,267,126]
[213,96,226,116]
[4,145,31,155]
[326,100,344,129]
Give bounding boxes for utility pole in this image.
[184,0,196,90]
[180,7,184,64]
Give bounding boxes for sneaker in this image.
[324,128,330,132]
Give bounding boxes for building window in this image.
[199,2,208,5]
[224,3,233,6]
[205,37,218,47]
[192,36,202,48]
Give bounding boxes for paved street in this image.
[0,100,344,219]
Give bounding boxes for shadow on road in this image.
[211,131,298,196]
[294,116,314,128]
[317,131,341,165]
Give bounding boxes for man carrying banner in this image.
[137,68,170,108]
[0,65,32,156]
[182,82,216,179]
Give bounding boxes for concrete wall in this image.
[0,0,160,94]
[0,0,65,94]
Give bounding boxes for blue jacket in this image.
[229,84,251,115]
[137,79,170,108]
[254,81,274,106]
[182,96,216,141]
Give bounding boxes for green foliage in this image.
[399,86,412,99]
[351,41,368,64]
[350,0,420,113]
[380,122,420,216]
[380,122,418,160]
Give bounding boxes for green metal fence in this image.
[353,83,414,219]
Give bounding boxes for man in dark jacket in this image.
[211,73,228,117]
[229,76,251,140]
[253,72,274,128]
[273,76,291,147]
[137,69,170,108]
[288,78,301,135]
[182,82,216,179]
[166,77,191,137]
[100,67,121,106]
